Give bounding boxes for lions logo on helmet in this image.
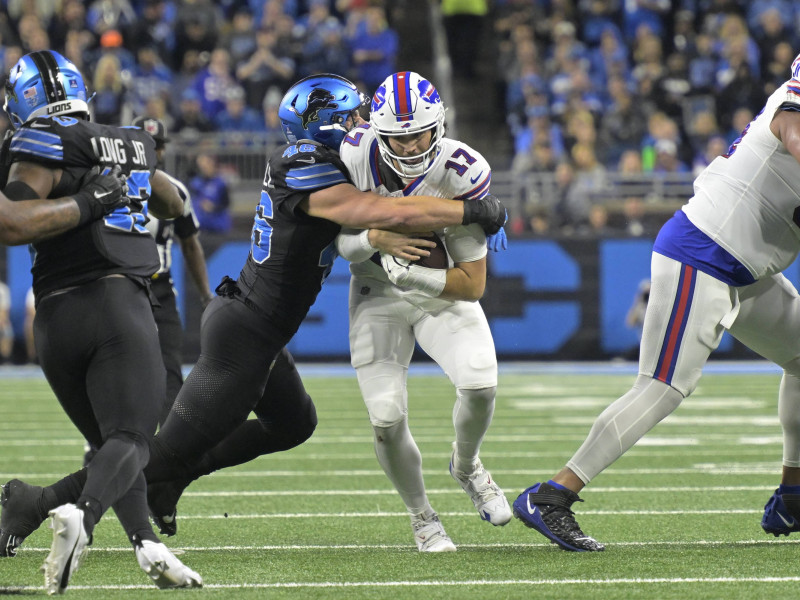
[3,50,90,129]
[290,88,338,129]
[278,74,369,150]
[370,72,446,178]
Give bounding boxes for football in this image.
[417,233,448,269]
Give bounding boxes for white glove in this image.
[380,252,447,297]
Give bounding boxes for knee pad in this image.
[360,377,405,428]
[366,392,405,428]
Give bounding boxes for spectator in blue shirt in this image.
[190,47,236,121]
[213,86,266,146]
[128,45,173,117]
[349,6,398,93]
[189,153,231,234]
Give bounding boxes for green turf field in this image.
[1,365,798,599]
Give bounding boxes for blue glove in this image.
[486,226,507,252]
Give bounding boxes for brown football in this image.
[417,233,448,269]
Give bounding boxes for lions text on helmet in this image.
[370,71,446,178]
[278,73,369,149]
[3,50,91,128]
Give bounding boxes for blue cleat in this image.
[512,482,604,552]
[762,489,800,536]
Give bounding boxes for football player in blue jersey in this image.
[0,51,202,592]
[0,73,507,545]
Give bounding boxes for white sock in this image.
[373,420,431,515]
[567,376,684,484]
[452,386,496,473]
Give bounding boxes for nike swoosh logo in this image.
[778,512,796,527]
[29,121,52,128]
[296,157,315,164]
[470,171,483,184]
[526,494,537,515]
[94,190,114,199]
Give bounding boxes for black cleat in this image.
[512,482,605,552]
[0,479,48,557]
[147,479,190,537]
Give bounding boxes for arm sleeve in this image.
[445,223,488,263]
[335,228,376,263]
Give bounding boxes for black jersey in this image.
[5,115,160,301]
[238,140,352,337]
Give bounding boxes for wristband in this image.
[359,229,376,253]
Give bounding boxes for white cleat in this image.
[135,539,203,589]
[42,504,91,595]
[450,444,512,526]
[410,509,457,552]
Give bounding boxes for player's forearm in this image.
[180,237,212,300]
[374,196,465,232]
[0,196,81,245]
[335,229,376,263]
[439,266,485,302]
[150,170,183,219]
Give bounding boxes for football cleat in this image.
[0,478,48,557]
[762,489,800,536]
[42,504,91,594]
[147,479,190,537]
[449,444,512,526]
[513,482,605,552]
[410,509,457,552]
[134,539,203,589]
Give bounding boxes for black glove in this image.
[462,193,507,235]
[73,165,129,226]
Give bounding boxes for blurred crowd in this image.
[0,0,795,238]
[494,0,795,234]
[0,0,399,146]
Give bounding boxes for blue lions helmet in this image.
[4,50,90,129]
[278,74,369,150]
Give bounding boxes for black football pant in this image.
[144,293,317,484]
[35,276,163,542]
[151,276,184,425]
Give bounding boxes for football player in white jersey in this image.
[336,72,511,552]
[513,53,800,551]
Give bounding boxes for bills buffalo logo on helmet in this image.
[290,88,338,128]
[371,85,387,112]
[417,79,441,105]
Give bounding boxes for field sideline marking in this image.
[14,538,800,553]
[15,508,763,523]
[1,466,784,480]
[5,574,800,593]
